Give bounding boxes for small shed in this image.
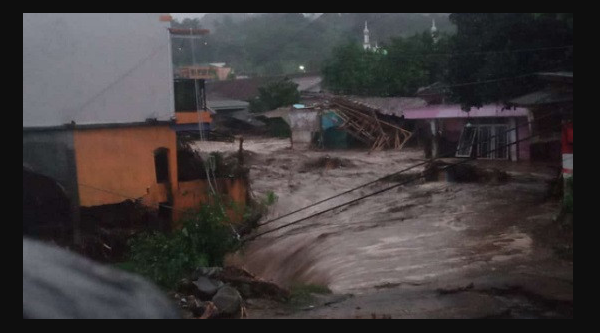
[288,105,320,149]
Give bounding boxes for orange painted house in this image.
[23,14,246,244]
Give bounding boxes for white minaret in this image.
[363,21,371,50]
[431,19,439,44]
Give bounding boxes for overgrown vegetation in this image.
[322,13,572,110]
[177,137,249,181]
[249,78,300,113]
[124,202,240,289]
[171,13,455,77]
[288,283,332,307]
[322,32,451,96]
[264,191,278,206]
[446,13,572,109]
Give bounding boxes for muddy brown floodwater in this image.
[194,137,573,319]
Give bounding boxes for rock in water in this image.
[191,267,223,280]
[211,285,242,316]
[193,276,224,299]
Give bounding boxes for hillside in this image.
[172,13,455,77]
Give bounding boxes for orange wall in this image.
[172,178,247,224]
[175,111,212,124]
[73,125,178,207]
[73,124,247,227]
[175,111,199,125]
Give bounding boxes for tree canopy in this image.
[322,31,452,96]
[446,13,573,109]
[321,13,573,109]
[170,13,454,77]
[249,78,301,113]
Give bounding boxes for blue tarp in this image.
[321,111,343,130]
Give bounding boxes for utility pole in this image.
[189,28,204,141]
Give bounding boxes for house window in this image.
[154,148,170,183]
[174,79,205,112]
[456,126,477,157]
[456,124,509,159]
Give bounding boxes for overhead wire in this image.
[256,109,559,229]
[241,120,564,243]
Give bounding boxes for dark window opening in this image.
[174,78,205,112]
[154,148,170,183]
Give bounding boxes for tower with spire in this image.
[363,21,371,50]
[431,18,439,44]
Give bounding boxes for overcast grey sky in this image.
[171,13,207,20]
[171,13,323,20]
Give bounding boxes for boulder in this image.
[211,285,242,317]
[177,278,197,295]
[216,266,290,301]
[191,267,223,280]
[192,276,224,300]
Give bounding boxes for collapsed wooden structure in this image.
[329,97,413,151]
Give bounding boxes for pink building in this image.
[404,104,531,161]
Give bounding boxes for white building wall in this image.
[23,13,174,127]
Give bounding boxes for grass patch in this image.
[264,191,278,206]
[287,283,332,307]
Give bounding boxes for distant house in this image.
[175,63,233,81]
[257,95,420,150]
[23,13,246,246]
[204,72,323,102]
[404,104,531,161]
[406,73,573,163]
[509,72,573,163]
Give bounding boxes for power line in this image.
[241,124,561,243]
[414,71,568,97]
[54,108,559,235]
[75,182,191,215]
[386,45,573,58]
[256,110,558,229]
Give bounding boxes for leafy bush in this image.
[125,202,240,289]
[249,78,300,113]
[288,283,332,307]
[264,191,278,206]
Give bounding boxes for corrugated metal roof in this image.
[291,76,322,92]
[338,96,427,117]
[509,89,573,106]
[404,104,529,119]
[207,99,249,110]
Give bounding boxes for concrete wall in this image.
[23,13,174,127]
[289,110,319,131]
[73,125,178,207]
[519,118,531,161]
[290,110,319,148]
[23,129,81,241]
[23,129,79,206]
[172,178,247,224]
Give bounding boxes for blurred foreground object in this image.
[23,238,180,319]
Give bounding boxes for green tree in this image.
[446,13,573,110]
[322,32,450,96]
[249,78,300,113]
[125,202,240,289]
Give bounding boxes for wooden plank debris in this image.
[328,97,413,151]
